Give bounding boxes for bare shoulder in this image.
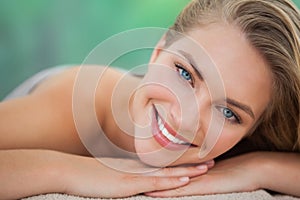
[0,66,82,153]
[0,65,125,155]
[0,65,137,155]
[32,65,126,100]
[31,65,125,112]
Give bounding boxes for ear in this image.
[149,34,167,63]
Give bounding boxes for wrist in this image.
[247,151,278,190]
[240,152,271,190]
[42,150,72,194]
[55,151,92,195]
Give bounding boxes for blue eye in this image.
[217,106,241,124]
[175,63,193,86]
[223,108,234,119]
[179,68,191,81]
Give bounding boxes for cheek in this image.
[131,87,153,127]
[142,65,197,104]
[208,131,245,158]
[143,84,178,103]
[165,131,245,165]
[132,84,177,120]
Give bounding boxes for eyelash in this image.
[174,62,195,87]
[216,106,242,124]
[174,61,242,125]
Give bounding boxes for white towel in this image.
[23,190,300,200]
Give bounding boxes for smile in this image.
[152,105,193,150]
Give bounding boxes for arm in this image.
[259,151,300,197]
[146,151,300,197]
[0,67,211,199]
[0,149,66,199]
[0,149,211,199]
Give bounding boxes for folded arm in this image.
[0,149,67,199]
[0,149,213,199]
[146,151,300,197]
[0,67,211,199]
[260,151,300,196]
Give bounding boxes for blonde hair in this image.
[166,0,300,152]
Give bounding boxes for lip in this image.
[151,105,191,150]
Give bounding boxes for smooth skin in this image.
[0,67,211,199]
[132,24,273,166]
[134,24,300,197]
[1,24,300,199]
[0,66,300,199]
[146,151,300,197]
[0,149,211,199]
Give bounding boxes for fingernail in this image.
[196,165,207,170]
[179,176,189,182]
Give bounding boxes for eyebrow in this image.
[226,98,255,120]
[177,50,204,81]
[177,50,255,121]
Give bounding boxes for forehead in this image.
[169,24,272,117]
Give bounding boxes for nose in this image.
[170,103,181,129]
[169,95,201,141]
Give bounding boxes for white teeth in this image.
[159,123,164,130]
[161,128,169,136]
[157,115,189,145]
[163,128,174,141]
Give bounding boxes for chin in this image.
[134,139,189,167]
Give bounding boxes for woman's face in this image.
[131,24,272,167]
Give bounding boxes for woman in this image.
[1,0,300,199]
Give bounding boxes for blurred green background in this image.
[0,0,299,99]
[0,0,189,99]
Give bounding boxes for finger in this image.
[145,165,208,177]
[132,176,190,194]
[205,160,215,169]
[145,185,191,197]
[145,174,232,197]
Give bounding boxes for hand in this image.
[62,155,211,198]
[146,152,262,197]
